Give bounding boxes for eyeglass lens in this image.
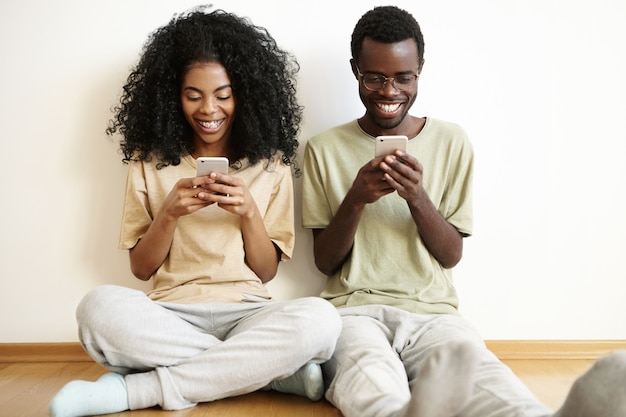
[362,75,416,91]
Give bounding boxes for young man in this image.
[302,5,626,417]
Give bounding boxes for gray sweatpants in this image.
[76,285,341,410]
[324,304,552,417]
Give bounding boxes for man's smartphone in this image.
[196,157,229,176]
[375,135,408,157]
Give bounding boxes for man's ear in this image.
[350,59,359,79]
[418,59,425,75]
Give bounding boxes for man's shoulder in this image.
[308,120,360,144]
[424,117,469,138]
[421,118,473,154]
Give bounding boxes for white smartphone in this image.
[196,157,229,176]
[375,135,408,157]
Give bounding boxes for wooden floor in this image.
[0,359,594,417]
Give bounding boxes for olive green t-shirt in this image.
[302,118,473,315]
[119,154,295,304]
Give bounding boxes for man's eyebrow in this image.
[362,69,417,76]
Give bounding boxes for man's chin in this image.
[374,118,403,130]
[370,110,408,130]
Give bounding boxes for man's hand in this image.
[377,150,427,205]
[347,156,397,207]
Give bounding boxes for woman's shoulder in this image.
[125,154,195,180]
[233,154,295,181]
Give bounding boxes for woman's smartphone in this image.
[375,135,408,157]
[196,157,229,176]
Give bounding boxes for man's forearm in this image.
[312,199,365,276]
[408,196,463,268]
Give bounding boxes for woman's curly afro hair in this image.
[106,7,303,170]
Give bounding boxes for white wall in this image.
[1,0,625,342]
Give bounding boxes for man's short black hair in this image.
[351,6,425,64]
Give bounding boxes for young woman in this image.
[49,8,341,417]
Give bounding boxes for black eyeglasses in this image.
[355,65,419,92]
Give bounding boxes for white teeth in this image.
[198,120,222,129]
[377,103,400,113]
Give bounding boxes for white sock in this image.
[553,350,626,417]
[398,340,480,417]
[49,373,129,417]
[271,362,324,401]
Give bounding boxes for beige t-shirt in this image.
[119,154,295,304]
[302,118,474,315]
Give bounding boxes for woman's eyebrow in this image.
[182,84,232,93]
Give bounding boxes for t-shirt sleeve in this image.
[118,160,152,250]
[301,141,334,229]
[263,161,295,260]
[443,133,474,237]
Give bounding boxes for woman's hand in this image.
[195,172,257,219]
[158,176,219,220]
[196,171,280,282]
[129,175,216,280]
